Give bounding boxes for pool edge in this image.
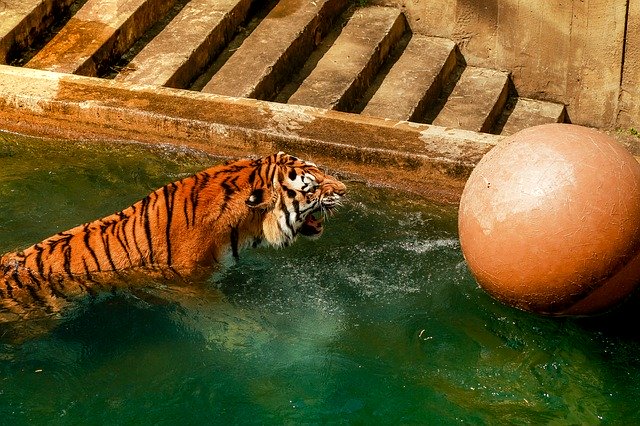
[0,64,502,203]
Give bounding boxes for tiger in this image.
[0,152,346,321]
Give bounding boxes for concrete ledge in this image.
[0,65,501,203]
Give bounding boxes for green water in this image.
[1,133,640,424]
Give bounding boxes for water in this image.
[1,132,640,424]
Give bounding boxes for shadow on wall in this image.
[397,0,626,129]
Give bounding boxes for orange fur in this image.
[0,152,346,320]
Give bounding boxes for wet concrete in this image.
[0,65,500,203]
[0,1,579,203]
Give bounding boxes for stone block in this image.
[433,66,509,133]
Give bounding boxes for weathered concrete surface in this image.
[25,0,176,76]
[362,35,456,121]
[202,0,348,100]
[433,66,509,133]
[379,0,627,130]
[0,1,571,138]
[0,64,502,203]
[508,0,625,130]
[115,0,253,88]
[288,6,406,111]
[2,0,634,135]
[501,98,566,136]
[619,0,640,130]
[0,0,76,64]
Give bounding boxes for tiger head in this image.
[245,152,346,248]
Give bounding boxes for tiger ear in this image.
[246,188,271,209]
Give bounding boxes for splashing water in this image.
[0,133,640,424]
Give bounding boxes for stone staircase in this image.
[0,0,566,136]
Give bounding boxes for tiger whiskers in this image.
[0,152,346,324]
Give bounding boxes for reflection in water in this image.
[0,133,639,423]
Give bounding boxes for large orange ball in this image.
[459,124,640,315]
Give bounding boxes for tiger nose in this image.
[323,175,346,196]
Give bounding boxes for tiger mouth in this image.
[300,212,324,236]
[299,193,343,237]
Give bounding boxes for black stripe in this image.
[27,270,41,288]
[150,190,159,209]
[190,173,201,226]
[114,220,133,266]
[82,258,92,277]
[191,172,211,225]
[47,275,71,302]
[33,244,46,278]
[130,213,146,267]
[101,230,117,271]
[267,163,278,188]
[81,259,101,289]
[216,176,241,221]
[183,191,191,229]
[252,164,267,191]
[141,195,155,264]
[14,271,47,307]
[292,198,301,221]
[63,241,73,278]
[163,183,177,266]
[231,227,240,260]
[9,270,23,289]
[4,279,14,299]
[248,167,259,187]
[46,232,72,251]
[83,225,102,272]
[280,202,296,236]
[221,176,239,201]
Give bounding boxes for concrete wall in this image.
[376,0,635,131]
[620,0,640,129]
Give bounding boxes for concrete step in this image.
[202,0,348,100]
[25,0,176,76]
[0,1,567,138]
[433,66,510,133]
[361,35,457,122]
[500,97,567,136]
[115,0,253,88]
[288,6,406,111]
[0,0,76,64]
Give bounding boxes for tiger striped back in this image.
[0,152,346,320]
